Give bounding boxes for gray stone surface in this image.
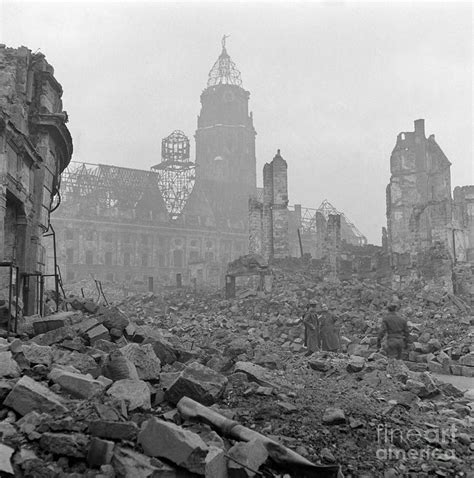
[4,376,67,416]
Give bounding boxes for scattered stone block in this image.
[308,360,330,372]
[234,361,274,387]
[106,379,151,410]
[462,366,474,377]
[93,339,119,353]
[459,352,474,367]
[87,437,114,467]
[100,307,130,332]
[88,420,139,441]
[143,337,179,365]
[112,447,175,477]
[276,401,297,413]
[138,417,208,474]
[0,443,14,475]
[33,317,68,335]
[427,361,443,374]
[322,407,346,425]
[120,343,161,380]
[49,368,106,399]
[4,376,67,416]
[22,343,53,366]
[86,324,110,345]
[0,351,20,378]
[450,364,463,375]
[227,438,268,477]
[39,432,89,457]
[165,362,228,406]
[32,326,76,346]
[103,351,139,381]
[346,356,365,373]
[52,350,100,377]
[0,381,12,403]
[206,446,228,478]
[73,317,101,335]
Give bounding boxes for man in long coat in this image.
[303,299,320,355]
[319,304,340,352]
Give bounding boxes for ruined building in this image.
[250,150,369,277]
[386,119,474,297]
[0,45,72,316]
[49,38,255,288]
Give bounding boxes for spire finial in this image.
[222,34,230,50]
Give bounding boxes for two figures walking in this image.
[303,300,340,355]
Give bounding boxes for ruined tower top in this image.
[207,35,242,87]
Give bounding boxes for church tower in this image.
[195,36,257,229]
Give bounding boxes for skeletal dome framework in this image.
[207,35,242,87]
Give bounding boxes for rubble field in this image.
[0,266,472,477]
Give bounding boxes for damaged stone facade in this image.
[386,119,474,299]
[0,45,72,315]
[249,150,289,261]
[386,119,454,290]
[49,42,253,288]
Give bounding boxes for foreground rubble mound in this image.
[0,268,472,477]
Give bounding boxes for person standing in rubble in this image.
[377,303,410,359]
[303,299,320,356]
[319,304,340,352]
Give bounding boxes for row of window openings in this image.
[66,250,215,267]
[65,230,215,248]
[66,271,186,283]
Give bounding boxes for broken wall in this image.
[386,119,453,290]
[0,45,72,314]
[453,185,474,263]
[249,150,289,262]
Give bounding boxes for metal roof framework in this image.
[291,199,367,245]
[60,162,163,210]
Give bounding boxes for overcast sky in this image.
[1,1,472,244]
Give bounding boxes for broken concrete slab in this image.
[49,368,106,399]
[0,351,21,378]
[138,417,208,474]
[39,432,89,457]
[4,376,68,416]
[120,343,161,380]
[165,362,228,406]
[106,379,151,410]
